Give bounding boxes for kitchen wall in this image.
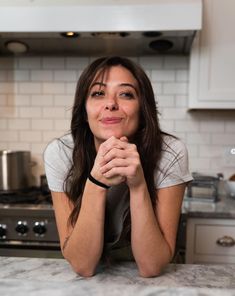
[0,55,235,185]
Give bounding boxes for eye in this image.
[90,90,105,97]
[120,91,135,99]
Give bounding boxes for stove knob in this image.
[33,222,46,235]
[15,221,28,235]
[0,224,7,239]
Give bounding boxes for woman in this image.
[44,56,192,278]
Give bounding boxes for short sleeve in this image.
[154,136,193,189]
[43,135,73,192]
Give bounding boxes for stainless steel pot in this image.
[0,150,33,192]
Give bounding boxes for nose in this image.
[105,97,119,111]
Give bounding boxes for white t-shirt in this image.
[43,133,193,192]
[43,133,193,256]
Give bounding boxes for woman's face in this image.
[86,65,140,149]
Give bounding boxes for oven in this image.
[0,188,62,258]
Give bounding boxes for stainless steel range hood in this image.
[0,0,202,56]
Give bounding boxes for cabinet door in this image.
[186,218,235,264]
[189,0,235,109]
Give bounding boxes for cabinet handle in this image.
[216,236,235,247]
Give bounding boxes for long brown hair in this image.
[65,56,163,226]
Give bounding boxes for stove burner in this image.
[0,187,52,204]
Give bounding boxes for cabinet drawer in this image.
[195,224,235,256]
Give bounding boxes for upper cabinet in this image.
[189,0,235,109]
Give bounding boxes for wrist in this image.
[88,173,110,190]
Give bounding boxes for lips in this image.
[100,117,123,124]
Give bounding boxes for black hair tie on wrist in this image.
[88,174,110,189]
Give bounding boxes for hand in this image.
[99,136,145,188]
[90,136,127,186]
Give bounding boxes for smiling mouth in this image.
[100,117,123,124]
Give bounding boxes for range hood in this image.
[0,0,202,56]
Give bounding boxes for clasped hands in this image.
[91,136,144,188]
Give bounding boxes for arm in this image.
[130,183,185,277]
[51,181,107,277]
[100,136,186,277]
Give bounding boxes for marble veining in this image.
[0,257,235,296]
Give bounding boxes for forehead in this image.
[91,65,138,85]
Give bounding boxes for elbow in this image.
[72,265,96,277]
[138,264,163,278]
[63,253,96,277]
[69,259,96,277]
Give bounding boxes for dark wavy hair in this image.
[65,56,164,226]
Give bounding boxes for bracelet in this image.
[88,174,110,189]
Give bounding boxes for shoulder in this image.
[43,133,73,162]
[162,134,188,157]
[154,134,192,189]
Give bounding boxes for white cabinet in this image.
[186,218,235,264]
[189,0,235,109]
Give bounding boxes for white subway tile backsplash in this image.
[18,57,41,69]
[176,70,189,82]
[157,95,175,107]
[8,119,31,130]
[0,106,19,118]
[31,119,53,130]
[212,134,235,145]
[0,142,8,149]
[54,95,74,107]
[65,57,89,69]
[152,70,175,82]
[175,95,188,107]
[163,82,188,95]
[19,107,42,118]
[42,57,64,69]
[18,82,41,94]
[19,131,42,142]
[13,70,30,81]
[54,70,77,82]
[163,56,188,69]
[8,95,31,106]
[42,107,66,119]
[0,82,16,94]
[199,120,224,132]
[162,108,187,120]
[187,133,211,145]
[31,142,48,154]
[8,142,31,151]
[139,56,163,69]
[65,82,77,95]
[0,119,7,130]
[42,82,65,94]
[54,119,70,131]
[0,71,7,81]
[0,58,16,69]
[225,121,235,132]
[42,131,64,142]
[0,94,7,105]
[0,55,234,181]
[31,70,53,82]
[1,130,18,142]
[31,95,53,106]
[175,120,199,132]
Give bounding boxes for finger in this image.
[100,158,128,174]
[120,136,128,142]
[100,137,129,156]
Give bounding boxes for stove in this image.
[0,188,62,258]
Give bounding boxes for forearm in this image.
[63,180,106,276]
[130,185,172,277]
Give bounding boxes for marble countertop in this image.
[1,257,235,296]
[182,195,235,219]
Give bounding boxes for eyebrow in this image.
[90,82,138,92]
